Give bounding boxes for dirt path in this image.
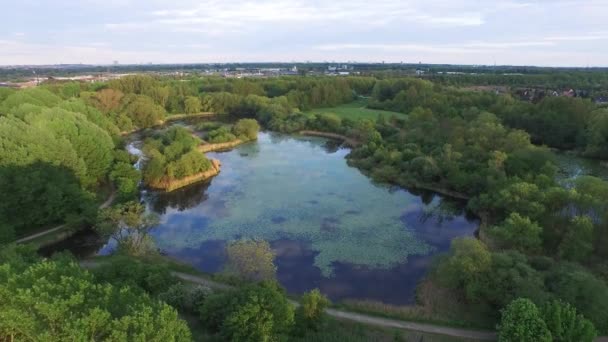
[171,271,496,341]
[16,189,116,244]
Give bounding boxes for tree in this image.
[200,281,294,341]
[225,239,276,282]
[558,216,594,262]
[91,88,124,113]
[96,201,159,256]
[0,259,191,341]
[541,300,596,342]
[184,96,202,114]
[295,289,330,333]
[232,118,261,141]
[120,94,166,128]
[490,213,543,252]
[436,238,492,302]
[498,298,551,342]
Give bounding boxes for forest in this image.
[1,73,608,341]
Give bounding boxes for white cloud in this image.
[2,0,608,66]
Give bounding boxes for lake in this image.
[43,131,479,304]
[102,132,478,304]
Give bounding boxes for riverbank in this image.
[299,130,361,147]
[198,139,247,153]
[147,159,221,192]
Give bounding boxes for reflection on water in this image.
[143,132,478,304]
[554,152,608,184]
[47,132,479,304]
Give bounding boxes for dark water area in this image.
[38,228,105,259]
[49,132,479,305]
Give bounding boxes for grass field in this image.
[306,99,406,121]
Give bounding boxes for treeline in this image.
[368,78,608,158]
[327,81,608,336]
[426,71,608,96]
[0,87,141,239]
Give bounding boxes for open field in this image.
[306,99,407,121]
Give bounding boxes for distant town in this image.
[2,62,607,105]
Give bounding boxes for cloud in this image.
[1,0,608,66]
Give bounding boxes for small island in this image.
[197,118,260,153]
[142,119,260,192]
[142,126,220,192]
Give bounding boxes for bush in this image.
[295,289,331,334]
[199,281,294,341]
[498,298,551,342]
[541,300,596,342]
[159,283,211,314]
[92,257,176,296]
[232,118,260,140]
[207,126,237,143]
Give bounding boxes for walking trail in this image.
[16,189,116,244]
[173,271,497,341]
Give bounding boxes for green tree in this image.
[558,216,594,262]
[436,238,492,302]
[0,259,191,341]
[232,118,261,141]
[96,202,159,256]
[184,96,202,114]
[490,213,543,252]
[498,298,551,342]
[120,94,166,128]
[295,289,331,332]
[541,300,596,342]
[200,281,294,341]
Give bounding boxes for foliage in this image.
[233,118,261,140]
[541,300,596,342]
[184,96,202,114]
[142,126,212,186]
[295,289,331,333]
[224,239,277,282]
[110,159,142,202]
[92,256,176,296]
[199,281,294,341]
[207,126,237,143]
[96,201,160,256]
[0,163,96,236]
[490,213,543,252]
[497,298,552,342]
[120,94,166,128]
[436,238,492,302]
[0,259,191,341]
[159,283,210,313]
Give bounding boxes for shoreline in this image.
[198,139,248,153]
[146,159,221,192]
[299,130,361,147]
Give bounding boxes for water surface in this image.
[132,132,478,304]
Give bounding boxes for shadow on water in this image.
[146,180,212,215]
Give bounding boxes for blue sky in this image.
[0,0,606,66]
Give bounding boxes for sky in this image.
[0,0,607,67]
